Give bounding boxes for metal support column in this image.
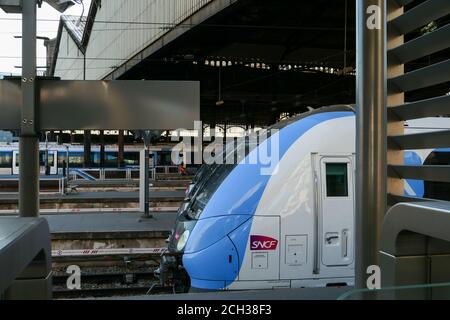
[83,131,91,168]
[19,0,39,218]
[139,148,150,217]
[139,131,153,218]
[99,130,105,167]
[118,130,124,168]
[355,0,387,289]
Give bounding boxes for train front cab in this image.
[165,108,357,291]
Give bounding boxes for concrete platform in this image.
[115,287,353,300]
[0,191,186,204]
[0,175,65,180]
[45,211,177,240]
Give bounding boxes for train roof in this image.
[270,104,355,131]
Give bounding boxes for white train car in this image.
[161,105,450,292]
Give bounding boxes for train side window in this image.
[57,153,66,167]
[105,152,118,167]
[124,152,139,165]
[69,152,84,167]
[90,152,100,167]
[325,163,348,197]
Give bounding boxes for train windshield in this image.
[184,131,265,220]
[169,127,277,252]
[188,163,218,197]
[187,164,236,220]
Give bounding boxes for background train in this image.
[158,106,450,292]
[0,143,178,176]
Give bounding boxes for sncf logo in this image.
[250,235,278,251]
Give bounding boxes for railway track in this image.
[52,270,175,299]
[53,284,175,299]
[52,252,169,299]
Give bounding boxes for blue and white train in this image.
[159,105,450,292]
[0,143,180,176]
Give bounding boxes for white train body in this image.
[165,106,450,291]
[229,113,356,289]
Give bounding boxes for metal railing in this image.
[68,166,183,182]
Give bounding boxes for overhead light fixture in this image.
[0,0,75,13]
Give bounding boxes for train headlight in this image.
[177,230,190,251]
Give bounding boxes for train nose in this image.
[182,236,239,290]
[181,215,252,290]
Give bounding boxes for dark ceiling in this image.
[120,0,357,127]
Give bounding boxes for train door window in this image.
[91,152,100,167]
[58,153,67,167]
[325,163,348,197]
[0,151,12,168]
[48,152,55,166]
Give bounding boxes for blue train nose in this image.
[181,215,253,290]
[183,236,239,290]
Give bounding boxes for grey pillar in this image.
[19,137,39,217]
[139,148,150,216]
[355,0,387,289]
[19,0,39,218]
[99,131,105,167]
[83,130,91,168]
[118,130,124,168]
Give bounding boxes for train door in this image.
[12,151,19,175]
[316,155,354,267]
[39,151,57,175]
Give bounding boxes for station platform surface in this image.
[0,174,65,180]
[0,191,186,203]
[44,211,177,235]
[117,287,352,300]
